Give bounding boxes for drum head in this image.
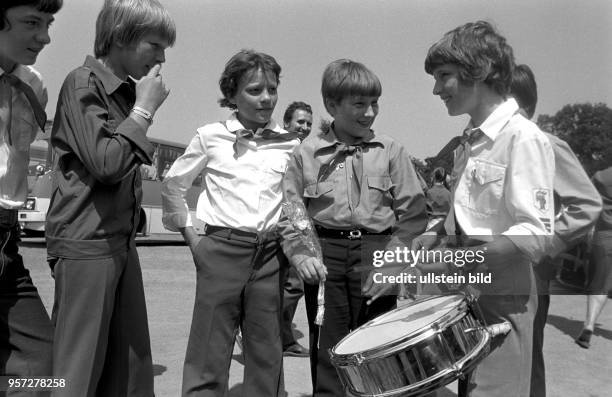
[334,295,464,355]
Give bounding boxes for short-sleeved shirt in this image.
[46,56,154,259]
[0,65,47,209]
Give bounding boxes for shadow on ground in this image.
[547,313,612,342]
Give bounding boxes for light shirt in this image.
[0,65,47,209]
[546,133,602,257]
[162,114,299,233]
[446,98,555,262]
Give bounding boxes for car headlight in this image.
[23,198,36,211]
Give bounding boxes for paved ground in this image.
[19,238,612,396]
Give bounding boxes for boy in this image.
[162,49,299,397]
[511,63,602,396]
[419,21,555,396]
[281,59,428,396]
[45,0,175,395]
[0,0,61,390]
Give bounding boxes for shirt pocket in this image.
[366,175,394,208]
[465,159,506,215]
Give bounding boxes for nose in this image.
[260,89,271,103]
[157,49,166,64]
[432,80,442,96]
[365,104,376,117]
[36,27,51,45]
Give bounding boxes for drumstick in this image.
[366,266,422,305]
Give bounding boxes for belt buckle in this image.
[348,229,362,240]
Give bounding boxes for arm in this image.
[162,132,208,244]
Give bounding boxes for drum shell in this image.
[330,296,490,397]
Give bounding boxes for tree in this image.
[537,103,612,175]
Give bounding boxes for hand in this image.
[410,232,440,251]
[294,256,327,284]
[179,226,201,255]
[135,64,169,115]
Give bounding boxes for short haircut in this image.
[283,101,312,125]
[424,20,515,97]
[218,49,282,110]
[1,0,63,30]
[432,167,447,184]
[511,64,538,119]
[94,0,176,58]
[321,59,382,106]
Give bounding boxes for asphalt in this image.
[19,239,612,396]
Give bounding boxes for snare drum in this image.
[330,294,490,396]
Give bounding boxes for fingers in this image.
[148,64,162,77]
[297,258,327,284]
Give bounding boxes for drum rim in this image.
[330,294,468,364]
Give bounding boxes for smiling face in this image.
[327,95,379,143]
[109,32,169,80]
[285,109,313,139]
[230,68,278,131]
[0,6,55,71]
[431,63,482,118]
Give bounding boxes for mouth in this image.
[27,48,42,55]
[440,96,451,104]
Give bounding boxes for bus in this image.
[19,132,205,238]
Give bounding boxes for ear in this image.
[324,98,337,116]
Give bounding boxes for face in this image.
[285,109,313,139]
[0,6,55,71]
[431,63,481,118]
[327,95,378,142]
[230,68,278,131]
[112,32,169,80]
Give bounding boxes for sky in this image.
[34,0,612,160]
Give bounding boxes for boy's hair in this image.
[283,101,312,125]
[94,0,176,58]
[218,49,282,110]
[432,167,446,184]
[1,0,63,30]
[321,59,382,108]
[424,20,515,97]
[511,64,538,119]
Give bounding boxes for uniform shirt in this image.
[281,126,428,259]
[545,133,602,257]
[162,115,299,233]
[46,56,154,259]
[592,167,612,232]
[0,65,47,209]
[446,98,555,262]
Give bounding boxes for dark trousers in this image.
[530,274,550,397]
[281,266,304,348]
[182,232,286,397]
[1,213,53,397]
[51,246,153,397]
[304,237,396,397]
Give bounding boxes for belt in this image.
[314,225,392,240]
[0,207,18,229]
[204,225,278,244]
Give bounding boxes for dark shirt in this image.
[426,183,451,216]
[46,56,154,259]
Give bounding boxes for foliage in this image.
[537,103,612,175]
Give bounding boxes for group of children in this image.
[1,1,610,397]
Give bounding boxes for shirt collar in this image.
[0,64,27,79]
[225,113,284,134]
[464,97,520,141]
[84,55,128,95]
[313,123,383,152]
